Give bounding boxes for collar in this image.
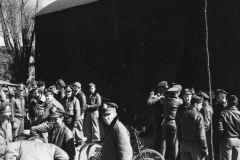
[227,105,238,110]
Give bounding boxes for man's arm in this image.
[197,114,208,156]
[87,94,102,109]
[219,112,224,140]
[74,98,81,127]
[147,91,160,106]
[53,144,69,160]
[80,93,87,113]
[5,142,20,160]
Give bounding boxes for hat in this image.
[167,87,179,92]
[44,88,54,95]
[173,84,182,91]
[48,85,56,90]
[37,81,45,87]
[198,91,209,99]
[0,102,12,116]
[156,81,168,88]
[228,95,238,106]
[89,83,96,87]
[56,79,66,87]
[64,85,73,92]
[216,89,228,95]
[183,88,192,95]
[101,102,118,114]
[191,95,203,104]
[49,107,65,118]
[18,85,24,91]
[72,82,81,88]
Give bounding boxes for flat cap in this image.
[191,95,203,104]
[37,81,45,87]
[0,102,12,116]
[101,102,118,114]
[183,88,192,95]
[157,81,168,88]
[49,106,65,118]
[56,79,66,87]
[173,84,182,91]
[64,85,73,92]
[198,91,209,99]
[167,87,179,92]
[44,88,54,95]
[89,83,96,87]
[72,82,81,88]
[49,85,56,90]
[215,89,228,95]
[228,95,238,105]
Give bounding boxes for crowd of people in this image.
[0,78,239,160]
[148,81,240,160]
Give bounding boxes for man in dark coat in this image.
[219,95,240,160]
[48,106,75,160]
[56,79,66,102]
[147,81,168,152]
[100,102,133,160]
[5,137,69,160]
[178,95,208,160]
[86,83,102,142]
[160,85,183,160]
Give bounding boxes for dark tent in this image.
[35,0,240,126]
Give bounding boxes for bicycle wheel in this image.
[86,143,102,159]
[78,142,102,160]
[132,149,164,160]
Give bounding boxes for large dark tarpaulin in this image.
[35,0,240,126]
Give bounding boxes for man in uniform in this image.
[99,102,133,160]
[177,88,193,117]
[212,89,228,160]
[160,85,183,160]
[86,83,102,142]
[37,81,46,91]
[56,79,66,102]
[178,95,208,160]
[219,95,240,160]
[147,81,168,152]
[5,137,69,160]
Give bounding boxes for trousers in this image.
[152,113,163,152]
[180,140,204,160]
[86,110,100,141]
[221,137,240,160]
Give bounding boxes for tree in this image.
[0,0,43,82]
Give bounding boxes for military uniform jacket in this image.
[48,122,75,160]
[87,92,101,112]
[10,97,25,120]
[56,88,65,102]
[61,96,81,126]
[200,101,213,132]
[101,119,133,160]
[75,91,87,114]
[5,141,69,160]
[147,91,164,115]
[178,108,207,149]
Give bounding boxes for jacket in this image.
[75,91,87,114]
[10,97,26,120]
[5,140,69,160]
[147,91,164,115]
[56,88,65,102]
[200,101,213,132]
[61,96,81,126]
[101,118,133,160]
[178,107,207,149]
[219,105,240,139]
[48,123,75,160]
[87,92,101,112]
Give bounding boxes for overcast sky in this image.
[0,0,57,46]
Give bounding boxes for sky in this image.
[0,0,57,46]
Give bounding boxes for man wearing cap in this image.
[5,137,69,160]
[100,102,133,160]
[198,91,213,160]
[48,106,75,160]
[0,102,15,159]
[147,81,168,152]
[37,81,46,91]
[160,85,183,160]
[212,89,228,160]
[86,83,102,142]
[49,85,58,99]
[10,85,27,140]
[56,79,66,102]
[219,95,240,160]
[178,95,208,160]
[61,85,83,145]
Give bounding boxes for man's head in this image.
[183,88,192,104]
[0,90,7,101]
[228,95,238,107]
[216,89,228,104]
[17,83,25,97]
[0,102,12,120]
[64,85,73,98]
[156,81,168,94]
[37,81,45,90]
[72,82,81,93]
[49,85,57,94]
[101,102,118,126]
[89,83,96,94]
[49,107,65,127]
[173,84,182,96]
[56,79,66,90]
[31,81,37,89]
[191,95,203,111]
[1,87,9,97]
[45,90,54,102]
[33,88,44,100]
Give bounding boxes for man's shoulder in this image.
[113,120,128,133]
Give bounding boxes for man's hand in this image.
[202,148,208,158]
[23,130,30,135]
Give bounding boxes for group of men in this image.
[148,81,240,160]
[0,79,134,160]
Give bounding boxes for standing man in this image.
[147,81,168,152]
[178,95,208,160]
[219,95,240,160]
[160,85,183,160]
[212,89,228,160]
[100,102,133,160]
[86,83,102,142]
[177,88,193,117]
[56,79,66,102]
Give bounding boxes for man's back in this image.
[5,141,69,160]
